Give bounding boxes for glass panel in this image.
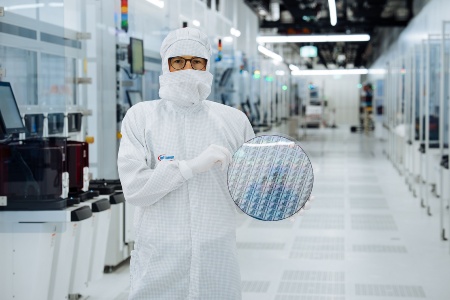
[0,45,37,106]
[401,60,405,121]
[443,24,450,147]
[375,79,384,116]
[384,63,390,128]
[40,54,76,108]
[404,53,411,141]
[0,0,75,208]
[420,42,427,141]
[428,40,440,143]
[223,0,233,19]
[410,53,414,141]
[1,138,66,203]
[415,46,421,140]
[144,69,161,101]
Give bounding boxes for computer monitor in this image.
[129,37,145,75]
[0,82,26,134]
[126,90,143,107]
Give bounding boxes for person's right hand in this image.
[185,144,232,174]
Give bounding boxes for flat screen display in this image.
[126,90,143,107]
[0,82,26,134]
[130,37,145,75]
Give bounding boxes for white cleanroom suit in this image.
[118,27,255,300]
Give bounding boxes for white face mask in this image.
[159,69,213,107]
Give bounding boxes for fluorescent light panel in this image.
[291,69,369,76]
[48,3,64,7]
[192,20,200,27]
[230,28,241,37]
[289,64,300,71]
[328,0,337,26]
[146,0,164,8]
[258,45,283,62]
[5,4,45,10]
[257,34,370,43]
[368,69,387,74]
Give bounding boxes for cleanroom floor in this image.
[84,126,450,300]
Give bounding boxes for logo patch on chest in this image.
[158,154,175,161]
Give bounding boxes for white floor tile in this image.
[85,127,450,300]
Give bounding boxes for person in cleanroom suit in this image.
[118,27,311,299]
[118,27,252,299]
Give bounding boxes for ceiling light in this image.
[368,69,386,74]
[289,64,300,71]
[192,20,200,27]
[291,69,369,76]
[230,28,241,37]
[5,4,45,10]
[258,45,283,62]
[223,36,233,42]
[275,70,285,76]
[48,3,64,7]
[145,0,164,8]
[328,0,337,26]
[257,34,370,43]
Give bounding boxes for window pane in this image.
[40,53,76,107]
[0,45,37,106]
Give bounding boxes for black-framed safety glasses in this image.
[169,56,207,70]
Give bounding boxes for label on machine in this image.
[0,196,7,206]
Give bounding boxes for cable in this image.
[120,66,138,80]
[0,134,14,144]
